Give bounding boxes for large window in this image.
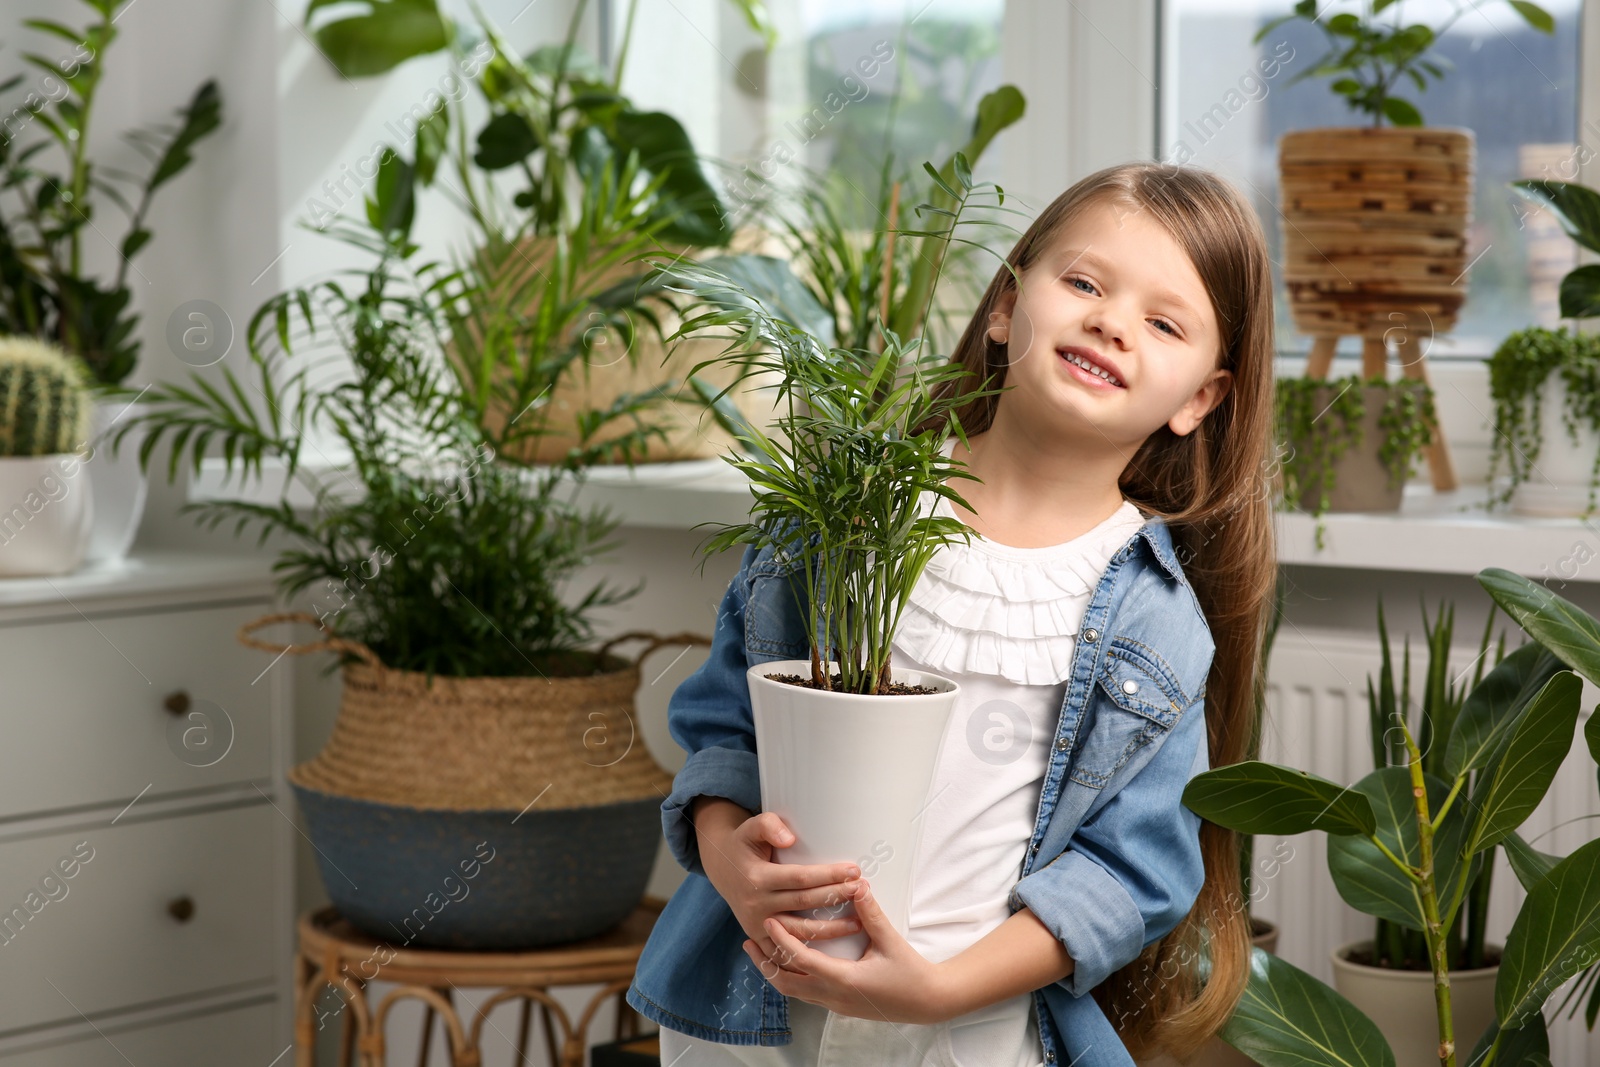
[607,0,1006,226]
[1160,0,1583,360]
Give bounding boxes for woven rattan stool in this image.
[294,898,665,1067]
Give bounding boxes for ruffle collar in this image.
[892,455,1148,684]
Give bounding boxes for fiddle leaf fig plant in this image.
[660,155,1013,696]
[1254,0,1554,128]
[1185,566,1600,1067]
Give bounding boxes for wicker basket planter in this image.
[241,613,708,950]
[1279,126,1475,342]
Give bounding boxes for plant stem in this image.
[1401,714,1456,1066]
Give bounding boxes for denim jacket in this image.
[625,513,1216,1067]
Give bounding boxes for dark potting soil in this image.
[763,672,942,695]
[1347,943,1503,972]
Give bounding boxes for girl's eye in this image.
[1065,275,1183,338]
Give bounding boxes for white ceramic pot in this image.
[83,397,151,562]
[1508,377,1600,517]
[746,660,959,961]
[0,453,94,576]
[1331,939,1500,1066]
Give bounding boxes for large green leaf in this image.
[1218,947,1396,1067]
[1496,836,1600,1027]
[1479,567,1600,687]
[1183,761,1376,837]
[962,85,1026,164]
[365,151,415,241]
[474,112,540,171]
[1446,642,1566,778]
[1502,829,1562,892]
[307,0,450,78]
[1510,180,1600,255]
[1465,1013,1550,1067]
[144,79,223,194]
[1328,767,1477,931]
[1558,263,1600,320]
[608,110,731,248]
[1463,671,1581,855]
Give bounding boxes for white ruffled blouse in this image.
[893,441,1150,686]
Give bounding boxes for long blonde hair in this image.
[917,162,1277,1059]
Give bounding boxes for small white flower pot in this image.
[1330,938,1501,1066]
[0,453,94,576]
[1505,377,1600,517]
[747,660,959,961]
[83,397,151,562]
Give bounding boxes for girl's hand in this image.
[696,804,865,965]
[742,879,954,1026]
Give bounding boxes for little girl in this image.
[626,161,1278,1067]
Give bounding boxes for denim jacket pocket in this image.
[1067,641,1187,790]
[743,562,812,661]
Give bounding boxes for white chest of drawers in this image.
[0,552,293,1064]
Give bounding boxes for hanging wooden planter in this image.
[1278,127,1472,492]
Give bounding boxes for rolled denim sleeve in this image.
[1012,694,1210,997]
[661,546,764,878]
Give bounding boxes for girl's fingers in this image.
[772,912,860,942]
[764,916,825,974]
[779,880,862,915]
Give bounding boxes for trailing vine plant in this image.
[1275,374,1437,549]
[1486,325,1600,516]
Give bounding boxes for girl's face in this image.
[988,198,1233,452]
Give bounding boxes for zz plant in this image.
[1185,568,1600,1067]
[0,0,223,386]
[1254,0,1555,128]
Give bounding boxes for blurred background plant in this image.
[1252,0,1554,127]
[0,0,222,387]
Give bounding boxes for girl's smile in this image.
[1057,346,1126,389]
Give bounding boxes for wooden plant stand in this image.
[293,899,664,1067]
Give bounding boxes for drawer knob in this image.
[163,691,191,716]
[167,896,196,923]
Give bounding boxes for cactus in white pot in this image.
[0,338,95,575]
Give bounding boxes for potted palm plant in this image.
[0,0,223,561]
[654,153,1014,960]
[104,100,715,948]
[1182,566,1600,1067]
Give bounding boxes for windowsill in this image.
[192,457,1600,582]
